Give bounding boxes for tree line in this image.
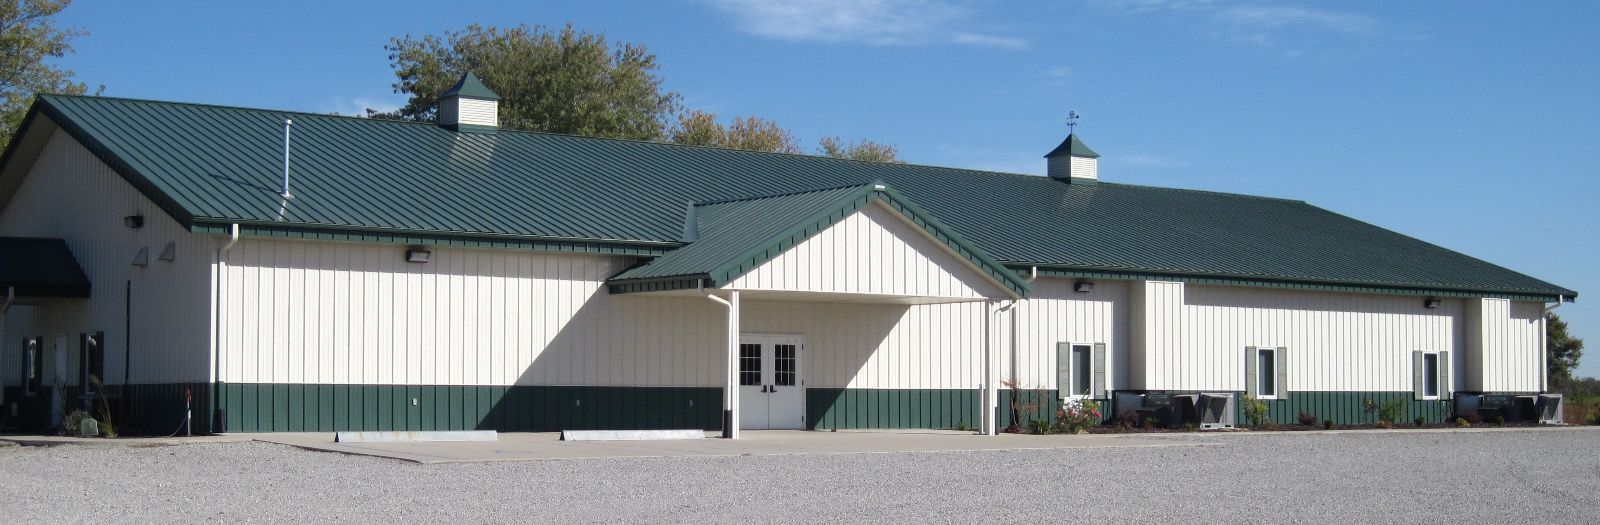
[370,23,900,162]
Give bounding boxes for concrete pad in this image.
[336,430,497,443]
[561,429,704,441]
[251,429,1212,464]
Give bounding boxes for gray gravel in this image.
[2,430,1597,523]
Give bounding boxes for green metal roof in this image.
[0,94,1576,301]
[1044,133,1099,159]
[609,183,1030,296]
[0,237,91,297]
[440,72,500,100]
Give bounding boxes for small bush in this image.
[1496,415,1506,427]
[1242,396,1273,428]
[955,421,971,432]
[1461,410,1483,425]
[1184,422,1196,432]
[1055,399,1101,434]
[1455,417,1471,428]
[1028,418,1054,435]
[1297,412,1318,426]
[1588,411,1600,426]
[1414,416,1426,427]
[1375,420,1394,429]
[1376,399,1407,425]
[1323,419,1335,430]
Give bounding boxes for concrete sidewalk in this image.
[251,429,1211,464]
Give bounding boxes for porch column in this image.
[981,300,998,435]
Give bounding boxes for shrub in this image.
[1461,410,1483,425]
[1496,415,1506,427]
[955,421,971,432]
[1297,412,1318,427]
[1376,399,1407,425]
[1242,396,1273,428]
[61,410,93,437]
[1055,399,1101,434]
[1455,417,1471,428]
[1184,422,1196,432]
[1375,420,1394,429]
[1414,416,1426,427]
[1028,418,1054,435]
[1588,410,1600,426]
[1323,419,1335,430]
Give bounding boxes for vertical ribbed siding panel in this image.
[218,238,727,387]
[1142,284,1465,392]
[742,300,983,390]
[0,131,214,385]
[725,203,1007,299]
[1011,279,1127,392]
[1472,299,1543,392]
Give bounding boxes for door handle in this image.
[770,386,778,393]
[761,385,769,393]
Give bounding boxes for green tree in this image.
[819,136,901,163]
[1548,311,1584,387]
[379,23,680,140]
[0,0,94,146]
[668,110,800,154]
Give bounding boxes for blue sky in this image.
[54,1,1598,376]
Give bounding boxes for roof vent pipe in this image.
[280,118,294,199]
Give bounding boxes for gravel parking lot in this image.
[2,429,1596,523]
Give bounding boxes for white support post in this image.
[981,300,998,435]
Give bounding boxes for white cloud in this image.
[1086,1,1401,55]
[706,0,1027,49]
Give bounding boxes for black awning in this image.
[0,237,91,298]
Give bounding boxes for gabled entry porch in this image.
[608,183,1030,438]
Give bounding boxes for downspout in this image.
[212,224,240,432]
[702,278,740,439]
[996,299,1018,432]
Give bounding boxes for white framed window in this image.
[1057,342,1105,399]
[1255,347,1279,400]
[1070,344,1092,397]
[1422,352,1439,399]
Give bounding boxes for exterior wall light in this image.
[123,215,144,229]
[1424,297,1442,309]
[1074,280,1095,293]
[405,248,432,263]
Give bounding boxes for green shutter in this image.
[1056,343,1071,398]
[1438,351,1452,400]
[1277,347,1289,401]
[1092,343,1107,400]
[1244,346,1258,397]
[1412,351,1425,400]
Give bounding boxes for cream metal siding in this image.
[725,202,1008,299]
[1463,298,1543,392]
[743,300,986,390]
[217,239,726,387]
[0,130,214,384]
[1132,281,1466,392]
[1009,278,1128,391]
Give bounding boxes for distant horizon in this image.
[50,0,1597,377]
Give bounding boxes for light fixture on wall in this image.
[1424,297,1442,309]
[405,247,432,263]
[123,215,144,229]
[1074,280,1095,293]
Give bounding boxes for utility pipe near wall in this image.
[704,284,741,439]
[0,286,13,408]
[210,224,240,432]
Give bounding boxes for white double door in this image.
[738,334,805,430]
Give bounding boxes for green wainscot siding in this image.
[806,388,982,430]
[216,383,722,433]
[1241,391,1454,426]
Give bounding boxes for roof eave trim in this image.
[191,219,682,256]
[1024,265,1573,302]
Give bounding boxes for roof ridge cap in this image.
[693,182,872,207]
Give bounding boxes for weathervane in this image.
[1066,111,1080,134]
